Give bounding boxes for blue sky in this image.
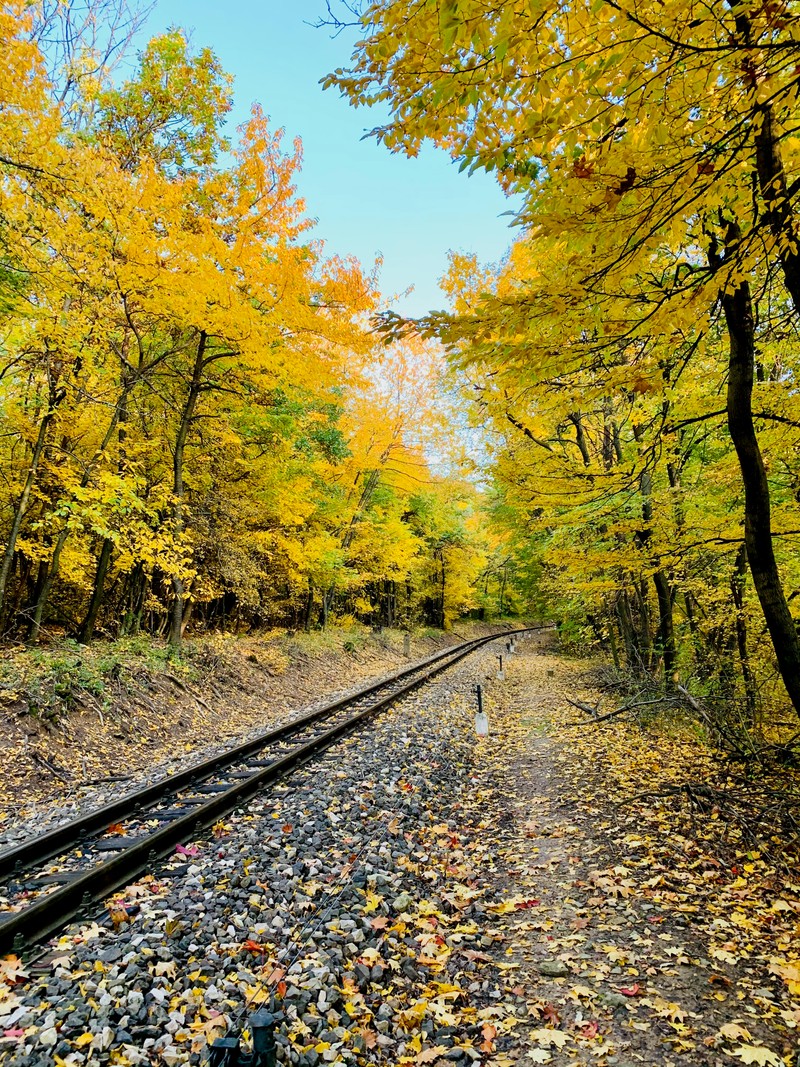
[138,0,514,317]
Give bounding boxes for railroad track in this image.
[0,627,537,955]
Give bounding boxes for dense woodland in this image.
[3,0,800,741]
[326,0,800,737]
[0,1,516,650]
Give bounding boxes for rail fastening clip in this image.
[208,1007,284,1067]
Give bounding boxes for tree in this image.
[326,0,800,715]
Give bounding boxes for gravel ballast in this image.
[0,639,522,1067]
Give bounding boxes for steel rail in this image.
[0,631,515,879]
[0,626,538,954]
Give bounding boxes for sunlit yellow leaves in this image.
[768,957,800,996]
[729,1045,783,1066]
[528,1027,571,1050]
[0,5,507,638]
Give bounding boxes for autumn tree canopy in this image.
[326,0,800,719]
[0,1,507,649]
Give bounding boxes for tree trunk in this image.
[26,390,127,643]
[753,103,800,314]
[78,538,114,643]
[78,368,132,644]
[438,551,446,629]
[28,528,69,643]
[616,590,638,671]
[169,331,207,652]
[4,553,32,633]
[633,425,676,683]
[303,581,314,632]
[712,225,800,714]
[635,580,653,669]
[606,613,621,670]
[0,407,55,619]
[653,569,676,686]
[730,543,758,722]
[567,412,591,466]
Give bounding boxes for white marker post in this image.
[475,684,489,736]
[497,654,505,681]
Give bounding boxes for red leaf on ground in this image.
[618,983,641,996]
[543,1003,560,1024]
[480,1022,497,1052]
[242,940,264,953]
[515,899,540,910]
[580,1021,599,1038]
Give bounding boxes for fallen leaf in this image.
[0,957,27,986]
[730,1045,782,1066]
[719,1023,752,1042]
[529,1029,570,1050]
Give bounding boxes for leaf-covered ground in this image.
[1,635,798,1066]
[452,646,800,1067]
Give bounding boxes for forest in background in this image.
[4,0,800,759]
[0,1,524,653]
[325,0,800,750]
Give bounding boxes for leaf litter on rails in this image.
[1,638,798,1066]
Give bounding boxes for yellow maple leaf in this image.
[730,1045,782,1066]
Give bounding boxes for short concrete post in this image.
[475,684,489,736]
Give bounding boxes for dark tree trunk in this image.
[567,412,591,466]
[28,533,68,644]
[303,582,314,632]
[0,405,56,618]
[5,553,32,633]
[653,569,676,686]
[711,225,800,715]
[606,612,621,670]
[79,369,132,645]
[122,564,148,635]
[169,331,207,651]
[635,580,653,669]
[439,552,446,629]
[731,543,758,722]
[322,469,381,621]
[78,538,113,643]
[616,590,639,671]
[754,103,800,314]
